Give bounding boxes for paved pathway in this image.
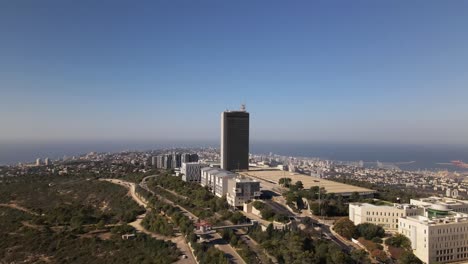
[102,178,197,264]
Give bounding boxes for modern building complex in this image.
[410,197,468,214]
[221,105,249,172]
[349,203,422,231]
[200,167,222,189]
[226,176,261,207]
[213,171,236,198]
[181,162,207,183]
[348,197,468,263]
[399,212,468,264]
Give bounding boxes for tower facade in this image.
[221,106,249,171]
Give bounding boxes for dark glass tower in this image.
[221,106,249,171]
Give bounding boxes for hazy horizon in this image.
[1,1,467,145]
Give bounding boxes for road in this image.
[140,175,246,264]
[102,178,197,264]
[240,175,356,253]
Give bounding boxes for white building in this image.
[200,167,222,189]
[410,197,468,214]
[200,167,236,196]
[226,176,261,207]
[349,203,422,231]
[44,158,50,166]
[35,158,41,166]
[181,162,207,183]
[213,172,236,197]
[399,212,468,264]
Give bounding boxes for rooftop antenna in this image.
[240,103,246,112]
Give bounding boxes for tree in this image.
[399,251,423,264]
[356,223,385,240]
[385,233,411,249]
[279,178,292,187]
[350,191,361,202]
[294,181,304,190]
[350,249,371,264]
[333,217,356,240]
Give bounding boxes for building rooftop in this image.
[403,212,468,226]
[240,168,375,195]
[351,202,418,210]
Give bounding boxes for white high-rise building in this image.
[36,158,42,166]
[44,158,50,166]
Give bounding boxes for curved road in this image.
[140,175,246,264]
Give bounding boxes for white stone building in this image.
[349,203,422,231]
[399,212,468,264]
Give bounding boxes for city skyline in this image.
[1,1,468,144]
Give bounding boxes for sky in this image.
[1,0,467,145]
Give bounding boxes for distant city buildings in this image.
[44,158,50,166]
[153,153,199,170]
[35,158,41,166]
[221,105,249,172]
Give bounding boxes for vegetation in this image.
[328,177,429,203]
[356,223,385,240]
[278,177,292,187]
[0,174,179,263]
[147,173,230,218]
[247,224,358,264]
[399,251,423,264]
[143,194,231,263]
[385,233,411,249]
[142,211,174,236]
[252,201,289,223]
[333,217,356,239]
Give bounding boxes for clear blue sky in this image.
[1,1,467,144]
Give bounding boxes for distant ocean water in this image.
[1,141,468,172]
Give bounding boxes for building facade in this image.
[410,197,468,214]
[181,162,207,183]
[349,203,422,231]
[399,213,468,264]
[226,177,261,207]
[221,106,249,171]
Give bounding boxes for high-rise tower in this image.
[221,105,249,171]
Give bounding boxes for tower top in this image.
[240,104,246,112]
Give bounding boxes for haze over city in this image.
[1,1,467,145]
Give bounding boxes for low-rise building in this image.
[349,202,422,231]
[200,167,222,189]
[213,171,236,197]
[410,197,468,214]
[399,212,468,264]
[181,162,207,183]
[226,176,261,207]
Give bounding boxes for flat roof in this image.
[240,168,375,195]
[403,213,468,226]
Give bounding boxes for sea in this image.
[1,141,468,172]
